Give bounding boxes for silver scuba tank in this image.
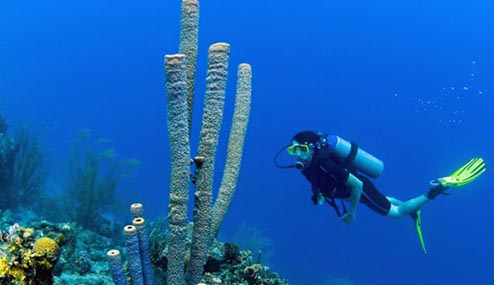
[325,135,384,178]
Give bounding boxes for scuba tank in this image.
[325,135,384,178]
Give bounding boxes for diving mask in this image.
[287,144,311,156]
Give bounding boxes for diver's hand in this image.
[311,193,324,206]
[311,195,318,205]
[341,212,355,224]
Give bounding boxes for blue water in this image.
[1,0,494,284]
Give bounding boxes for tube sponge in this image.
[164,54,190,285]
[130,203,144,219]
[106,249,128,285]
[186,42,230,285]
[179,0,200,132]
[211,63,252,238]
[124,225,144,285]
[133,218,153,285]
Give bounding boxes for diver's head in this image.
[273,130,327,170]
[291,131,322,147]
[287,131,323,168]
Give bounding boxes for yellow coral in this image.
[0,226,61,284]
[21,228,34,240]
[19,249,33,269]
[8,266,27,285]
[0,256,28,285]
[32,237,60,261]
[0,256,9,276]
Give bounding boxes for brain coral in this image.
[32,237,60,261]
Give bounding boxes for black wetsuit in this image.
[301,148,391,216]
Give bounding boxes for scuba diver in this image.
[273,130,486,253]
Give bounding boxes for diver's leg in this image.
[386,195,429,219]
[355,175,429,219]
[386,197,403,205]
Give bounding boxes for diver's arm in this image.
[342,173,363,223]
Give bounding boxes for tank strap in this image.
[324,197,348,217]
[345,141,359,165]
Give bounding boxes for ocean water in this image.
[1,0,493,284]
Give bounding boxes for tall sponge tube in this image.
[179,0,200,133]
[130,203,144,219]
[133,218,153,285]
[186,42,230,285]
[164,54,190,285]
[124,225,144,285]
[106,249,128,285]
[211,63,252,238]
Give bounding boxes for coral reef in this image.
[149,221,287,285]
[53,223,115,285]
[0,207,287,285]
[0,223,60,285]
[0,0,281,283]
[0,210,117,285]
